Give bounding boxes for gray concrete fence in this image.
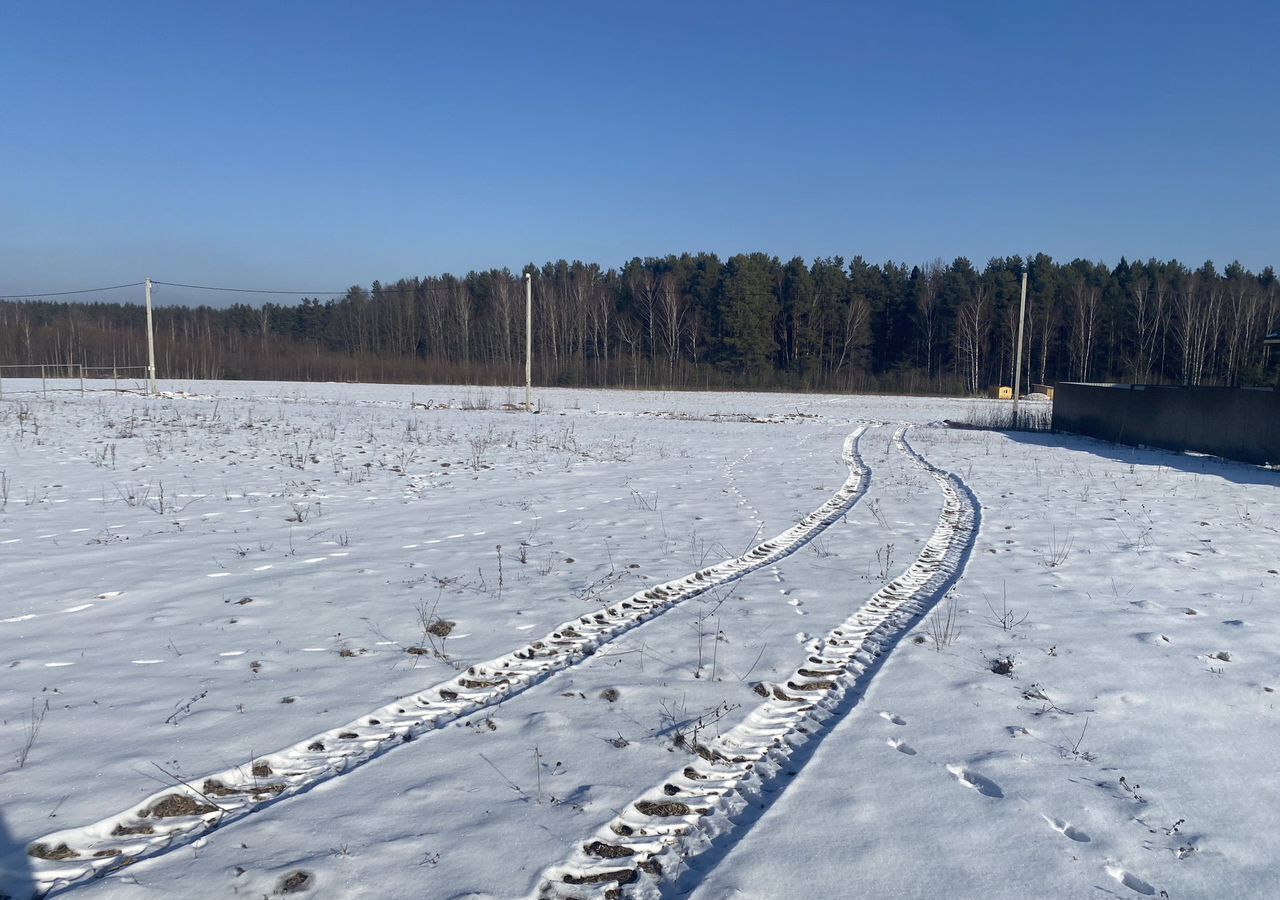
[1052,382,1280,466]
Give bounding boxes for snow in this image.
[0,380,1277,899]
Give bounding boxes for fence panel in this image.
[1052,383,1280,466]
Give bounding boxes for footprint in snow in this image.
[879,711,906,726]
[946,765,1003,798]
[887,738,916,755]
[1104,865,1156,895]
[1043,815,1090,842]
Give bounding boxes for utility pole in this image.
[145,277,158,396]
[1011,270,1028,427]
[524,272,533,412]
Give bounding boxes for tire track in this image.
[532,426,980,898]
[14,427,872,896]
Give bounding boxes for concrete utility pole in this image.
[1011,271,1028,427]
[524,272,533,412]
[145,277,158,396]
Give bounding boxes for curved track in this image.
[533,427,980,898]
[15,428,873,896]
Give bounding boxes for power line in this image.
[0,281,145,299]
[4,276,532,303]
[151,281,348,296]
[150,280,503,299]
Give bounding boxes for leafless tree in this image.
[955,283,989,393]
[1068,269,1101,382]
[916,258,944,376]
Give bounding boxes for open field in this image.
[1,381,1277,899]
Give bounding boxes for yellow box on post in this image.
[997,386,1013,400]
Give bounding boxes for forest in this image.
[2,253,1277,394]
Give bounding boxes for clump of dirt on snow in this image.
[635,800,693,817]
[28,842,79,860]
[111,822,155,836]
[276,869,314,893]
[561,868,637,886]
[145,794,218,818]
[584,840,635,858]
[988,654,1015,676]
[201,779,241,797]
[426,619,454,637]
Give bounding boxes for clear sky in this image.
[2,1,1277,306]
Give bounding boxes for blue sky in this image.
[2,1,1277,305]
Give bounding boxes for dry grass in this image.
[947,401,1052,432]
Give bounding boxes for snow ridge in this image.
[13,428,872,896]
[533,426,980,898]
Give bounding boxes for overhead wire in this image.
[150,281,347,296]
[149,280,509,300]
[0,282,146,299]
[4,276,533,303]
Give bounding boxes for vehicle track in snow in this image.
[11,427,872,897]
[533,427,980,898]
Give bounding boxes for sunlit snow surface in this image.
[0,380,1276,899]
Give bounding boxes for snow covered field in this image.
[0,381,1276,899]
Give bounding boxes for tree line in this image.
[2,253,1277,393]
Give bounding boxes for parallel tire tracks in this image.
[14,427,871,896]
[533,427,980,898]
